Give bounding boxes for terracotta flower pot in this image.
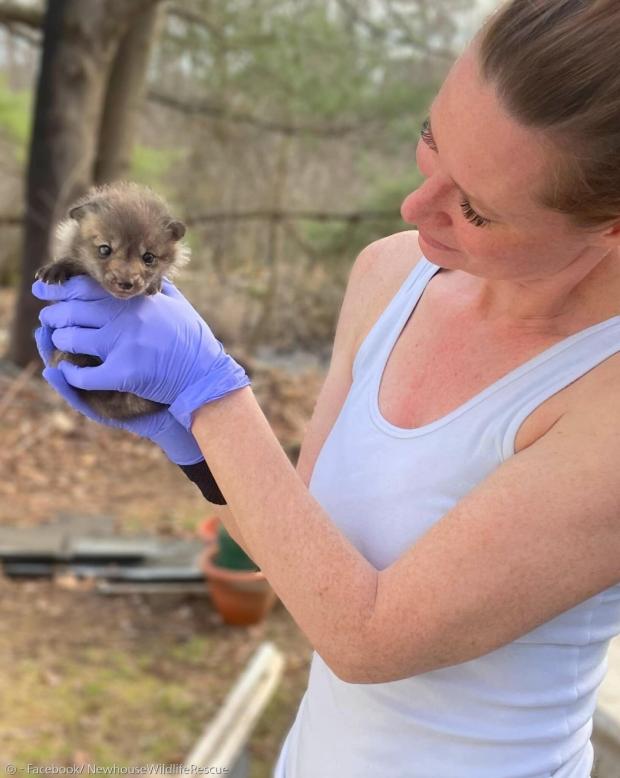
[198,515,220,543]
[200,546,278,626]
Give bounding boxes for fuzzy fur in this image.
[36,181,191,420]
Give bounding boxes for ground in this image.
[0,288,327,774]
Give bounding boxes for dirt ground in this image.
[0,287,328,774]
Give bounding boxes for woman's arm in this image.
[192,237,388,578]
[191,388,379,679]
[38,240,620,686]
[186,241,620,685]
[191,358,359,565]
[215,505,253,557]
[191,368,620,686]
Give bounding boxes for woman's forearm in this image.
[216,504,255,560]
[191,386,378,678]
[177,460,255,557]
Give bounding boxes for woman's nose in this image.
[401,175,453,225]
[400,189,422,223]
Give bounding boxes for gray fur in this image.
[36,182,191,420]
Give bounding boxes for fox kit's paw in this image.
[35,262,73,284]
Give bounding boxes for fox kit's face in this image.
[71,200,186,299]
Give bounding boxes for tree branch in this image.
[0,5,381,139]
[148,89,374,138]
[0,209,398,226]
[185,209,398,225]
[0,0,176,31]
[0,1,44,29]
[336,0,455,62]
[0,213,24,225]
[5,22,39,44]
[166,4,220,35]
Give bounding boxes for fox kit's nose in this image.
[107,272,141,296]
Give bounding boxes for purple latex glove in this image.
[31,274,250,432]
[33,322,204,465]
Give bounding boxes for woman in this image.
[32,1,620,776]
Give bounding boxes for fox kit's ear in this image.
[165,220,186,241]
[69,201,100,221]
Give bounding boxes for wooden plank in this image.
[184,641,284,770]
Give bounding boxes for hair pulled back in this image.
[476,0,620,229]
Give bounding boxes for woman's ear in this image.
[588,218,620,250]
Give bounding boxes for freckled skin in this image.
[35,182,191,419]
[401,45,620,330]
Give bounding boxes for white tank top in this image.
[273,255,620,778]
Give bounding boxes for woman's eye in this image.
[419,116,492,228]
[417,118,438,171]
[420,117,436,149]
[98,244,112,257]
[142,252,156,265]
[459,199,490,228]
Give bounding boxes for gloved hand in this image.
[31,274,250,432]
[33,322,205,465]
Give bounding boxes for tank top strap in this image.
[352,255,439,382]
[497,316,620,459]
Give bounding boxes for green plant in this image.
[215,524,259,572]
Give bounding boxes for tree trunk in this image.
[94,3,163,184]
[8,0,160,367]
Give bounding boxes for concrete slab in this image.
[3,562,56,577]
[67,537,160,562]
[0,513,117,562]
[0,526,67,560]
[0,517,206,585]
[106,565,204,582]
[136,539,204,568]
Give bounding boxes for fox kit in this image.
[35,181,191,419]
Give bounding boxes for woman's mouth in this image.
[419,231,455,251]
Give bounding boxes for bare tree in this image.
[94,4,163,183]
[8,0,163,367]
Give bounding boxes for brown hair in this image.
[475,0,620,230]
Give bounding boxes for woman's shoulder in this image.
[354,229,425,281]
[348,229,426,358]
[293,231,425,486]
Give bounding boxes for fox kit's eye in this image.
[98,244,112,258]
[142,252,156,266]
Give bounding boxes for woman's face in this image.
[401,46,612,284]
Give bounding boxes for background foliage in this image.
[0,0,483,358]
